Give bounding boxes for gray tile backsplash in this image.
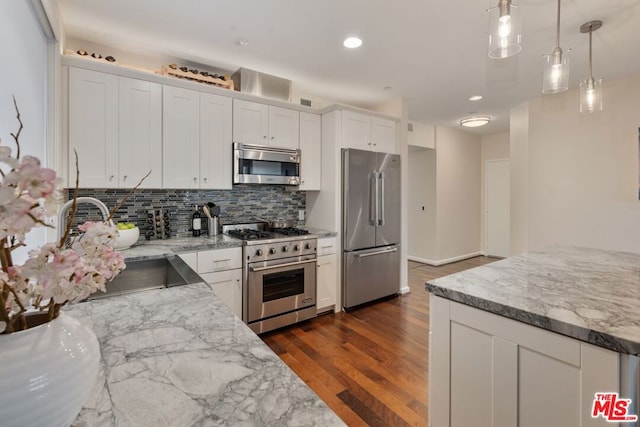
[67,185,305,238]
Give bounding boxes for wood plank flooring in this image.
[261,256,500,426]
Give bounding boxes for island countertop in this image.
[66,282,345,426]
[425,246,640,355]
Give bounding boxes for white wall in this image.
[480,131,509,252]
[435,127,482,260]
[511,72,640,253]
[0,1,50,262]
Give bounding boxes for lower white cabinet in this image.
[316,237,338,313]
[429,295,619,427]
[200,269,242,318]
[179,248,243,318]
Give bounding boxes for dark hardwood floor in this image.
[261,256,499,426]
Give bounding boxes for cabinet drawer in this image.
[317,237,337,256]
[197,247,242,273]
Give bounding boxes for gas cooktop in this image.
[222,222,315,245]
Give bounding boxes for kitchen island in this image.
[425,246,640,427]
[66,234,344,426]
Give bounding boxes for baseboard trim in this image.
[408,251,484,267]
[399,285,411,295]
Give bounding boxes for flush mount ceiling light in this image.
[579,20,604,113]
[542,0,570,94]
[460,116,491,128]
[343,36,363,49]
[487,0,522,59]
[469,95,483,101]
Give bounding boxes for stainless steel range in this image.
[223,222,317,334]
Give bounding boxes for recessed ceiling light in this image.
[384,86,392,90]
[234,37,249,47]
[460,116,491,128]
[469,95,483,101]
[343,37,363,49]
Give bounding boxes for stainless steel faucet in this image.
[57,197,114,240]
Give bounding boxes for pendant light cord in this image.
[555,0,561,47]
[588,28,593,79]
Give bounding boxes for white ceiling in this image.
[55,0,640,135]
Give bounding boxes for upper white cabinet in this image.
[299,112,321,190]
[163,86,232,189]
[233,99,299,149]
[68,67,162,188]
[341,109,397,153]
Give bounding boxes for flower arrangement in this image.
[0,99,136,334]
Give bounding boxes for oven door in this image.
[247,256,316,323]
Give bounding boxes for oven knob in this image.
[282,246,289,252]
[293,244,300,251]
[255,249,263,256]
[269,248,276,255]
[304,243,312,250]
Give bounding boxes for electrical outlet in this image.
[298,210,305,221]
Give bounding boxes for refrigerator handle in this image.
[369,173,377,226]
[378,172,385,226]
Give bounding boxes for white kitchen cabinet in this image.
[199,93,233,189]
[429,295,619,427]
[163,87,232,189]
[316,237,338,313]
[299,112,321,190]
[196,247,243,318]
[178,252,198,271]
[200,269,242,318]
[233,99,299,149]
[341,109,397,154]
[118,77,162,188]
[68,68,162,188]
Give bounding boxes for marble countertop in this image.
[425,246,640,355]
[121,228,336,261]
[66,282,345,426]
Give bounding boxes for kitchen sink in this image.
[88,256,203,300]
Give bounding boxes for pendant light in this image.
[542,0,569,93]
[487,0,522,59]
[579,20,603,113]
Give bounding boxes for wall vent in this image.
[408,122,414,132]
[300,98,312,107]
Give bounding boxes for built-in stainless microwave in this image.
[233,143,301,185]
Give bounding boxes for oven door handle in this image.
[249,258,316,272]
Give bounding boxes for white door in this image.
[299,112,321,190]
[68,67,118,187]
[486,159,510,257]
[200,93,232,189]
[268,106,299,149]
[162,86,200,188]
[118,77,162,188]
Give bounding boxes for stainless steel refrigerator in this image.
[342,148,401,310]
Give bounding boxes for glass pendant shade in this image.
[487,0,522,59]
[579,77,603,113]
[542,49,570,93]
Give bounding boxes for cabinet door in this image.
[371,117,397,153]
[232,99,269,145]
[68,67,118,187]
[162,86,200,188]
[201,269,242,318]
[299,112,321,190]
[118,77,162,188]
[341,109,371,150]
[317,253,337,313]
[268,106,299,149]
[200,93,232,189]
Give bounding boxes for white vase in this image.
[0,312,100,427]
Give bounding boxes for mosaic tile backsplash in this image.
[67,185,306,238]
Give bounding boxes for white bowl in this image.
[115,227,139,250]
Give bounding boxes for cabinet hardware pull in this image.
[123,175,127,181]
[357,247,398,258]
[213,259,232,263]
[321,245,334,249]
[109,175,114,181]
[250,259,315,272]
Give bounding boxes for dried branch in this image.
[10,95,23,161]
[107,170,151,221]
[59,150,80,248]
